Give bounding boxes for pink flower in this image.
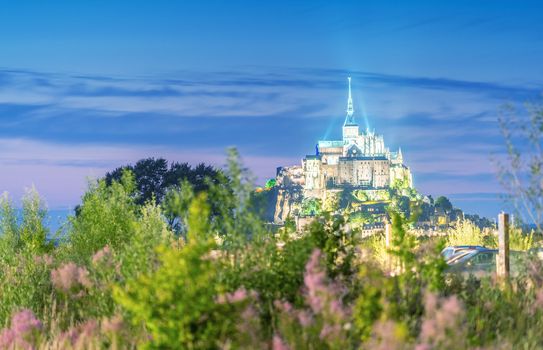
[272,334,290,350]
[304,250,327,313]
[440,295,462,317]
[241,305,258,321]
[59,328,80,346]
[216,288,253,304]
[229,288,248,303]
[368,321,405,350]
[51,262,92,292]
[11,309,42,335]
[0,309,42,350]
[60,320,98,347]
[329,300,345,317]
[417,292,466,349]
[535,289,543,310]
[424,292,438,314]
[319,324,340,340]
[297,310,312,327]
[102,315,123,333]
[33,254,53,266]
[92,245,112,265]
[0,329,15,349]
[274,300,293,313]
[303,249,347,318]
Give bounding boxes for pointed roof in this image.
[344,76,357,126]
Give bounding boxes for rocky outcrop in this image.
[273,185,303,223]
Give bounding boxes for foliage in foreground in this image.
[0,150,542,349]
[446,218,534,251]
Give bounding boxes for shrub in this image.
[114,193,244,349]
[275,249,353,350]
[65,171,139,263]
[0,189,55,326]
[509,225,534,251]
[446,219,492,247]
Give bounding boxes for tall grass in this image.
[445,218,534,251]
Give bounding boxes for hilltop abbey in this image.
[303,77,412,197]
[272,77,413,224]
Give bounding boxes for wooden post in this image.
[385,222,394,274]
[497,212,510,278]
[385,223,392,249]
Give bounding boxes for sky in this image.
[0,0,542,218]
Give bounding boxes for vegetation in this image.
[102,157,228,233]
[300,197,322,216]
[497,100,543,232]
[0,148,542,349]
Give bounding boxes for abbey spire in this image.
[344,76,357,126]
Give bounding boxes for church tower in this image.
[342,77,359,141]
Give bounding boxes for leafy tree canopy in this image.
[265,178,276,189]
[434,196,453,213]
[100,157,235,235]
[104,158,224,206]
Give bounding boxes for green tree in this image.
[103,158,227,229]
[434,196,453,213]
[301,198,322,216]
[265,178,276,189]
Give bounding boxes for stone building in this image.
[272,77,414,224]
[302,77,412,198]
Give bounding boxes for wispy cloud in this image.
[0,67,539,118]
[0,66,540,210]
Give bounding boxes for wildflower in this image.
[237,304,265,348]
[329,300,345,318]
[80,319,98,336]
[417,292,466,349]
[11,309,42,335]
[0,329,15,349]
[60,320,99,348]
[536,289,543,311]
[272,334,290,350]
[92,245,112,265]
[297,310,312,327]
[0,309,42,350]
[319,324,341,341]
[303,249,347,318]
[415,344,431,350]
[51,262,93,292]
[241,305,258,322]
[34,254,53,266]
[366,320,406,350]
[216,288,256,305]
[526,258,543,288]
[59,328,79,347]
[304,250,327,313]
[229,288,248,303]
[274,300,293,313]
[102,314,124,333]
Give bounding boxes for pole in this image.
[497,212,510,278]
[385,222,392,249]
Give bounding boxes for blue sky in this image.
[0,0,542,218]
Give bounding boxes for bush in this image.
[446,219,493,247]
[114,193,245,349]
[0,189,54,326]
